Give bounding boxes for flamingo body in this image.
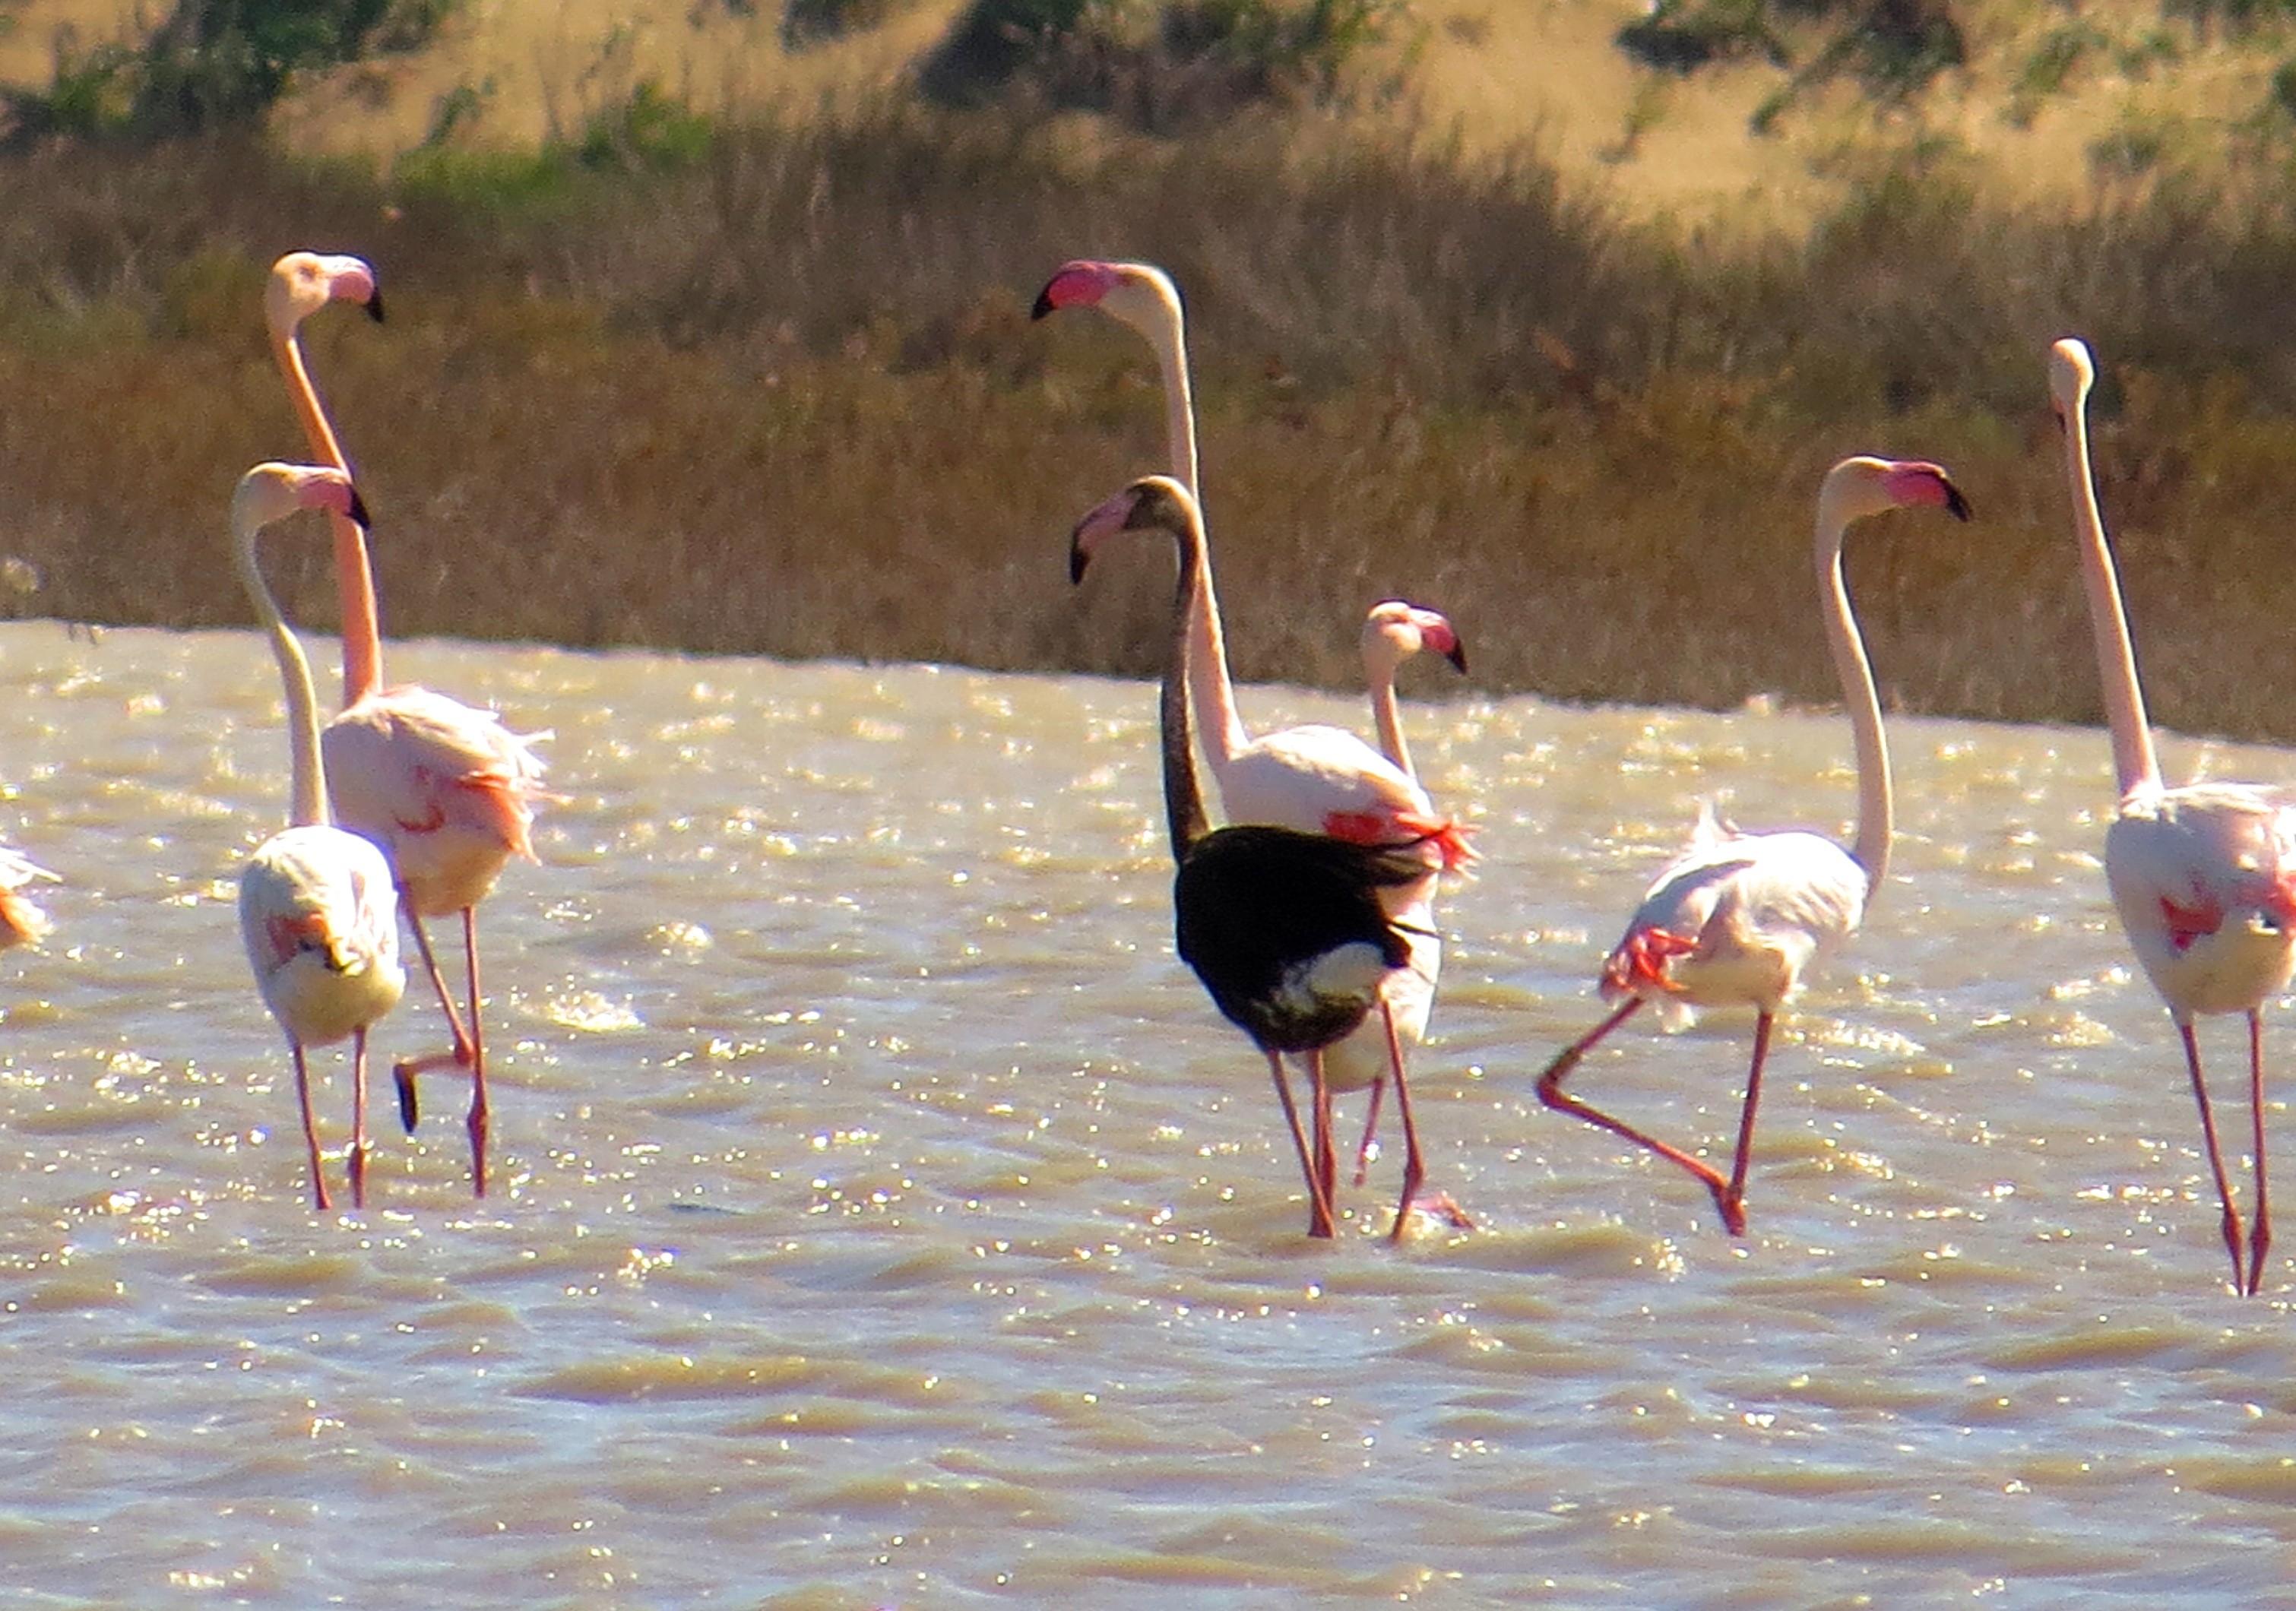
[322,687,544,918]
[1607,818,1866,1027]
[2106,786,2296,1021]
[0,847,54,949]
[240,824,405,1046]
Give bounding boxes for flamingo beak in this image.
[1031,284,1059,321]
[347,486,372,529]
[1069,537,1090,584]
[364,289,386,324]
[1941,478,1971,522]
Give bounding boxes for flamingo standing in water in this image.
[267,251,548,1198]
[2051,337,2296,1296]
[1535,455,1970,1236]
[1039,259,1473,1228]
[0,847,53,948]
[1075,476,1464,1239]
[232,463,407,1211]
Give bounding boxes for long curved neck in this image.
[1134,299,1245,770]
[1367,657,1411,777]
[1813,507,1890,895]
[2062,393,2161,799]
[272,329,382,709]
[234,520,330,830]
[1160,509,1211,863]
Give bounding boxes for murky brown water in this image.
[3,621,2295,1604]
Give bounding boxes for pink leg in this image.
[393,900,476,1135]
[1381,997,1471,1242]
[1537,996,1740,1231]
[291,1042,331,1213]
[463,908,489,1198]
[1310,1051,1337,1230]
[2179,1021,2247,1296]
[1715,1011,1773,1237]
[348,1028,370,1210]
[2248,1011,2272,1297]
[1268,1051,1335,1237]
[1352,1078,1385,1188]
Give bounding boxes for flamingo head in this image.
[264,252,383,340]
[1068,474,1196,584]
[1032,259,1183,338]
[1819,455,1971,529]
[1363,601,1467,676]
[2047,337,2095,425]
[233,462,370,539]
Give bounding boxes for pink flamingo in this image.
[267,252,549,1198]
[1040,259,1473,1232]
[0,847,53,949]
[232,464,407,1211]
[1535,455,1969,1235]
[2052,337,2296,1296]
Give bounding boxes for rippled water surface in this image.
[5,622,2296,1605]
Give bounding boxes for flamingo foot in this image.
[1410,1190,1474,1233]
[469,1100,489,1200]
[348,1141,368,1210]
[391,1046,473,1135]
[2218,1204,2247,1296]
[1713,1185,1749,1238]
[2247,1225,2271,1297]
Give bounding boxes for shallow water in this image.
[3,621,2294,1606]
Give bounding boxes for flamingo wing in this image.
[0,845,55,948]
[2107,783,2296,1013]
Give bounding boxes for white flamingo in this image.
[0,847,54,949]
[1040,259,1473,1228]
[232,463,407,1211]
[1535,455,1970,1235]
[2051,337,2296,1296]
[268,251,549,1198]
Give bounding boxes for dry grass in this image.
[5,106,2296,745]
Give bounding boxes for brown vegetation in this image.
[4,101,2296,746]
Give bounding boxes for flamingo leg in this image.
[2249,1011,2272,1297]
[393,900,476,1135]
[1537,997,1742,1230]
[291,1041,331,1213]
[1268,1051,1334,1237]
[1310,1051,1337,1231]
[1715,1011,1773,1238]
[1381,995,1471,1241]
[2178,1021,2248,1296]
[1351,1077,1386,1188]
[348,1027,370,1210]
[463,907,489,1199]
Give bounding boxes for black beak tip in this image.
[1069,544,1089,585]
[1945,483,1972,522]
[347,488,372,529]
[1031,288,1056,321]
[1445,644,1468,675]
[364,291,386,324]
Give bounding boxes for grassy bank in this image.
[5,100,2296,746]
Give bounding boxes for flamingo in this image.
[1351,600,1466,1181]
[2051,337,2296,1296]
[1040,259,1474,1225]
[1075,476,1463,1239]
[0,847,54,949]
[1534,455,1970,1236]
[267,250,549,1198]
[231,463,407,1211]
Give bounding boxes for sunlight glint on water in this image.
[0,623,2291,1603]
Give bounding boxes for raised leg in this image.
[1268,1050,1335,1237]
[2248,1011,2272,1297]
[291,1041,331,1213]
[2179,1021,2247,1296]
[393,900,476,1135]
[1715,1011,1772,1237]
[348,1027,370,1210]
[1352,1078,1385,1188]
[1538,996,1743,1230]
[463,907,489,1198]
